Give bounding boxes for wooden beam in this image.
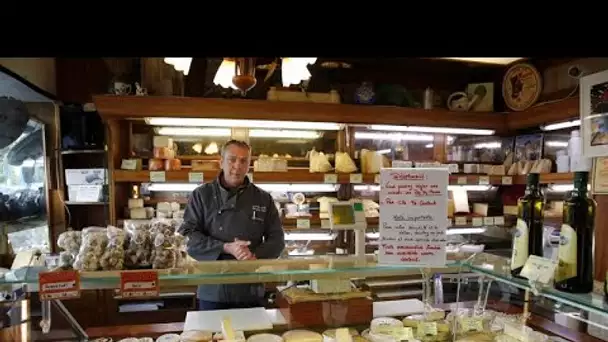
[92,95,505,131]
[507,96,579,131]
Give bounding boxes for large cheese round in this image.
[180,330,213,342]
[247,333,283,342]
[282,330,323,342]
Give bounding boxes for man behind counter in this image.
[178,140,285,310]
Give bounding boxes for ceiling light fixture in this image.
[441,58,525,65]
[144,117,342,130]
[281,58,317,87]
[163,58,193,75]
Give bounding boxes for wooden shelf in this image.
[114,169,354,184]
[93,95,505,131]
[113,170,575,186]
[507,96,579,131]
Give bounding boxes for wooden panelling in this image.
[56,58,114,104]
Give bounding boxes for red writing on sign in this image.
[120,271,159,299]
[390,172,425,181]
[39,270,81,301]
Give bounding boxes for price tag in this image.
[39,270,81,301]
[472,217,483,226]
[519,255,558,285]
[188,172,204,183]
[493,216,505,225]
[121,159,138,170]
[417,322,437,336]
[459,317,484,332]
[120,271,159,298]
[320,219,330,228]
[502,176,513,185]
[483,217,494,225]
[457,176,467,185]
[478,176,490,185]
[324,174,338,183]
[349,173,363,184]
[149,171,166,182]
[374,174,380,184]
[372,326,414,341]
[296,219,311,229]
[455,216,467,226]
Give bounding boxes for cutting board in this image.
[184,307,273,332]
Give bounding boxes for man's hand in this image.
[223,239,255,260]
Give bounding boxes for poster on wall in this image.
[580,69,608,158]
[377,168,449,266]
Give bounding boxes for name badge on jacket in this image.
[251,205,267,222]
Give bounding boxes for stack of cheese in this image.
[126,197,154,219]
[149,136,182,171]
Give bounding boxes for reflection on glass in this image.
[543,128,575,172]
[354,129,434,162]
[448,136,514,163]
[250,130,337,165]
[3,119,49,253]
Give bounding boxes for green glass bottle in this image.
[510,173,545,277]
[555,171,596,293]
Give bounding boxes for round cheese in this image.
[181,330,214,342]
[282,330,323,342]
[139,338,153,342]
[117,338,138,342]
[156,333,180,342]
[370,317,403,330]
[247,333,283,342]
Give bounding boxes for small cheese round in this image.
[282,330,323,342]
[246,333,283,342]
[180,330,213,342]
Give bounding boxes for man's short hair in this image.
[221,139,251,157]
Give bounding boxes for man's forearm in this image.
[254,231,285,259]
[184,230,225,261]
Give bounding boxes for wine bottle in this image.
[555,171,596,293]
[510,173,545,277]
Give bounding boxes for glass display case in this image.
[2,119,50,254]
[3,252,608,341]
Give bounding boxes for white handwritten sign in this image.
[378,168,448,266]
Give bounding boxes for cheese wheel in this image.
[246,333,283,342]
[282,330,323,342]
[370,317,403,330]
[181,330,213,342]
[156,334,180,342]
[139,338,153,342]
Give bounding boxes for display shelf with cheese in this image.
[461,252,608,324]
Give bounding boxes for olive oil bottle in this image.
[555,171,596,293]
[511,173,545,277]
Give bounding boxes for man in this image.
[178,140,285,310]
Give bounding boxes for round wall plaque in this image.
[502,63,542,111]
